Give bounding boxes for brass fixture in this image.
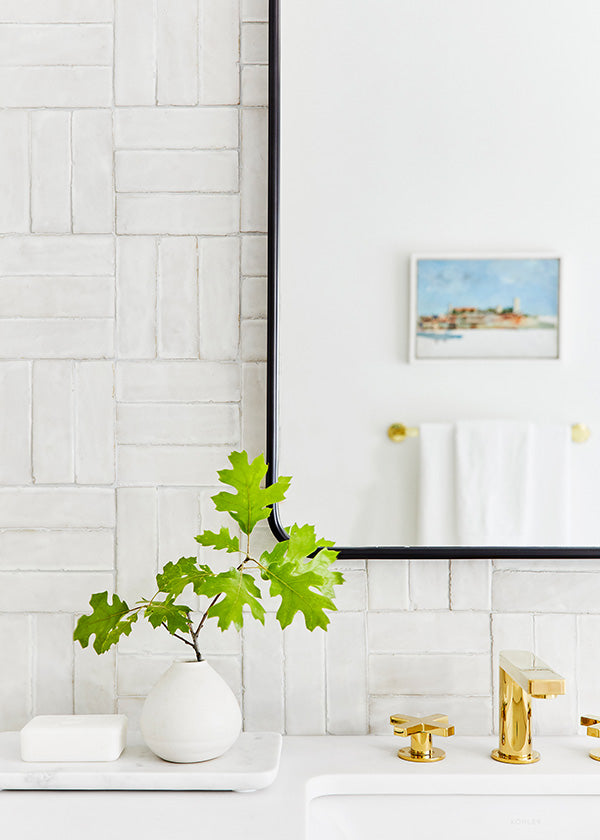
[387,423,419,443]
[390,713,454,762]
[491,650,566,765]
[580,715,600,761]
[572,423,591,443]
[388,422,591,444]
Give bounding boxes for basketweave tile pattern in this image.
[0,1,597,738]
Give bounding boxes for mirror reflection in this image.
[273,0,600,552]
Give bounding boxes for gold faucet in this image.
[491,650,566,765]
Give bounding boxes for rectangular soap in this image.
[20,715,127,762]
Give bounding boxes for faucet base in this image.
[398,746,445,763]
[491,748,540,765]
[589,751,600,762]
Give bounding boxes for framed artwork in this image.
[409,255,561,361]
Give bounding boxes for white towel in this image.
[418,421,571,547]
[455,421,533,546]
[418,423,457,546]
[528,424,570,546]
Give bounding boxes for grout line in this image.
[0,105,242,112]
[281,621,287,735]
[28,614,36,717]
[73,360,79,483]
[70,360,76,482]
[70,613,75,714]
[28,360,34,484]
[112,0,117,107]
[575,614,580,723]
[154,486,159,575]
[154,236,160,358]
[197,0,203,104]
[194,0,200,106]
[0,21,115,25]
[153,0,158,106]
[0,64,114,68]
[69,111,74,232]
[195,235,202,359]
[27,110,33,232]
[115,189,241,195]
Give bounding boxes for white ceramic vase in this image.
[140,659,242,763]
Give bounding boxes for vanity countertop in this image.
[2,735,600,840]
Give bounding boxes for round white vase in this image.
[140,659,242,763]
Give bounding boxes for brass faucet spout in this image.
[491,650,566,765]
[499,649,565,697]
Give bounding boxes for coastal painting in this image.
[410,255,560,360]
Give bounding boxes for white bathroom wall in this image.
[0,0,599,740]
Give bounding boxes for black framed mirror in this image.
[266,0,600,560]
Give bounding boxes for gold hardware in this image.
[491,651,566,765]
[580,715,600,761]
[388,423,590,444]
[387,423,419,442]
[390,713,454,762]
[572,423,591,443]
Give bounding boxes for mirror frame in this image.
[265,0,600,560]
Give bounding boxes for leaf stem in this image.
[193,593,222,637]
[193,556,250,639]
[160,622,199,655]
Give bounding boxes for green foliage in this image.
[74,592,138,655]
[143,596,192,635]
[283,524,344,598]
[202,569,265,631]
[259,524,343,631]
[212,451,291,535]
[156,557,214,597]
[195,527,240,553]
[74,450,343,660]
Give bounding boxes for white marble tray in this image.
[0,731,282,792]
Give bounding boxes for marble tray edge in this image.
[0,732,282,792]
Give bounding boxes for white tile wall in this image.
[32,361,74,484]
[1,0,599,741]
[30,112,71,233]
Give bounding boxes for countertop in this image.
[2,735,600,840]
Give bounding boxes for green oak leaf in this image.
[74,591,138,655]
[280,523,335,562]
[212,450,291,535]
[264,523,343,598]
[143,596,192,635]
[156,557,214,597]
[301,547,344,598]
[285,524,343,598]
[260,552,337,631]
[203,569,265,631]
[195,527,240,554]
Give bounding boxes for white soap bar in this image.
[20,715,127,762]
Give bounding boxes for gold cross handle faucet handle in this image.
[581,715,600,760]
[389,713,455,763]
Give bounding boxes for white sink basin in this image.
[306,737,600,840]
[310,794,600,839]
